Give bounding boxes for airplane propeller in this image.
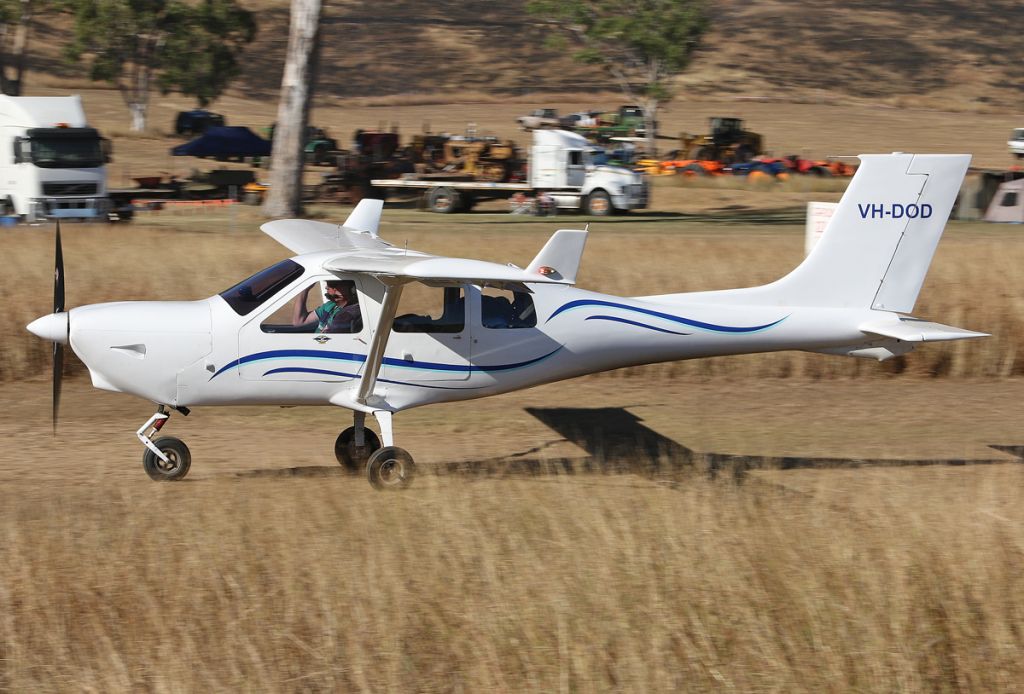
[52,222,65,432]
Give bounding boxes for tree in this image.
[0,0,40,95]
[526,0,709,155]
[66,0,255,131]
[262,0,321,218]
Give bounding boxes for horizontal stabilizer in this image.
[526,229,588,283]
[860,317,989,342]
[261,217,392,255]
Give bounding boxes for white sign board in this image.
[805,202,839,256]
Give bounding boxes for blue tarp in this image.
[171,126,271,157]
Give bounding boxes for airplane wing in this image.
[261,200,390,255]
[324,249,577,288]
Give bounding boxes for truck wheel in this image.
[585,190,612,216]
[735,144,755,163]
[427,187,461,213]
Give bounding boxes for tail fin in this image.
[527,229,588,284]
[747,153,970,310]
[342,198,384,238]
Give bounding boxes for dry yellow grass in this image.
[2,462,1024,691]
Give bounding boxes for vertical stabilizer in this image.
[764,153,970,310]
[342,199,384,238]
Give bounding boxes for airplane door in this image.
[471,285,558,375]
[381,284,471,383]
[237,278,368,382]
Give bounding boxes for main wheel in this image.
[427,187,460,213]
[335,427,382,473]
[366,446,416,490]
[585,189,612,216]
[142,437,191,481]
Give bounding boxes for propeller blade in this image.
[54,221,64,314]
[53,221,66,434]
[52,342,63,434]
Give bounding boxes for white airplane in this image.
[27,153,987,489]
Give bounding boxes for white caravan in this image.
[0,95,108,221]
[373,129,648,215]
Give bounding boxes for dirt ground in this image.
[2,375,1020,491]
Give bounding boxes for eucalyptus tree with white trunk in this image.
[263,0,322,218]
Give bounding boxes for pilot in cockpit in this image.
[292,280,362,333]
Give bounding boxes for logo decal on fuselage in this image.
[313,335,331,344]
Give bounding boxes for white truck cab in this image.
[1009,128,1024,159]
[530,129,647,215]
[0,95,109,221]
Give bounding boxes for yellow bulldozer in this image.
[681,117,764,164]
[435,136,521,182]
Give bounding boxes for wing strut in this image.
[355,282,406,406]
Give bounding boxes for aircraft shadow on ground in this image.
[235,408,1023,483]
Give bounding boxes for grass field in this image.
[1,199,1023,691]
[1,374,1023,692]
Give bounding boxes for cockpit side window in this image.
[393,285,465,333]
[219,259,304,316]
[481,287,536,329]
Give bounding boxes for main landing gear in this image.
[135,406,416,490]
[342,410,417,491]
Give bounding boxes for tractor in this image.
[681,117,764,164]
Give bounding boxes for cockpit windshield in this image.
[219,259,304,315]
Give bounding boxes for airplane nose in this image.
[27,312,69,344]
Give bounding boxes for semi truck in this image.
[0,95,110,221]
[371,129,648,215]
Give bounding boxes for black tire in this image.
[142,437,191,481]
[427,187,461,213]
[680,163,708,177]
[694,146,714,161]
[366,446,416,490]
[313,144,329,165]
[585,189,613,216]
[735,144,755,163]
[335,427,382,473]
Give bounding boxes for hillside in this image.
[22,1,1024,111]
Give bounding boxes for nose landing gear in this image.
[137,405,191,481]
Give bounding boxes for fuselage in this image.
[66,253,891,413]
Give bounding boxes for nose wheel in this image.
[142,437,192,481]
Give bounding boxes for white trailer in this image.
[372,129,648,215]
[0,95,109,221]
